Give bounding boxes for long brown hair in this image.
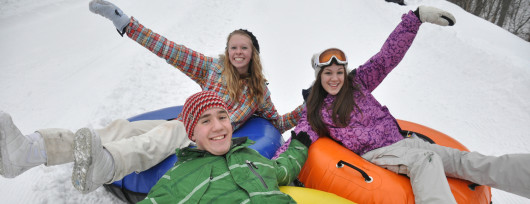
[307,62,362,136]
[220,30,267,104]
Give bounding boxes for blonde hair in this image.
[221,30,267,104]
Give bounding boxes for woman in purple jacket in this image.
[275,6,530,204]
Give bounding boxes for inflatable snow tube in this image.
[104,106,284,203]
[279,186,355,204]
[297,119,492,204]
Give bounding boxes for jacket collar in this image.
[176,137,254,159]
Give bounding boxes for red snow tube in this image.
[297,119,492,204]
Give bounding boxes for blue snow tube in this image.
[104,106,284,203]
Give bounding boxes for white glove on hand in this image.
[417,6,456,26]
[89,0,130,33]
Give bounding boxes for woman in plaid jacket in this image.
[0,0,304,195]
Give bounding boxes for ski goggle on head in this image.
[313,48,348,69]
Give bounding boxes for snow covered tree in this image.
[448,0,530,41]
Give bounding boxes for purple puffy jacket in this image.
[273,11,422,158]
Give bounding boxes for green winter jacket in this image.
[138,137,308,204]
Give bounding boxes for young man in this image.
[139,91,311,203]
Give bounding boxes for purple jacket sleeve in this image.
[355,11,422,92]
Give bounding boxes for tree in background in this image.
[448,0,530,42]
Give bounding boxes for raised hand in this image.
[416,6,456,26]
[89,0,130,33]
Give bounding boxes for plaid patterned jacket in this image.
[126,17,303,133]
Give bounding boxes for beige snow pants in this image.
[38,119,191,182]
[361,134,530,204]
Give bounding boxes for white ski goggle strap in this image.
[314,48,348,68]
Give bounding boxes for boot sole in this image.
[72,128,95,193]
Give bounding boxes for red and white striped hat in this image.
[182,91,228,139]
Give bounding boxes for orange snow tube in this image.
[297,119,492,204]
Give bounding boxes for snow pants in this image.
[38,119,192,182]
[361,134,530,204]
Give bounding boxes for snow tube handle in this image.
[336,160,373,183]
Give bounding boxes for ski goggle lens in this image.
[317,48,347,67]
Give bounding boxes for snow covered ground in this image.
[1,0,529,203]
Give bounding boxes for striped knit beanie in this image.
[182,91,228,139]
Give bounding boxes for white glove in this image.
[417,6,456,26]
[89,0,130,32]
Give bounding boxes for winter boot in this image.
[72,127,115,194]
[37,128,75,166]
[0,111,47,178]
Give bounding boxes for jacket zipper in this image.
[246,160,268,189]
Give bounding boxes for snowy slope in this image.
[0,0,529,203]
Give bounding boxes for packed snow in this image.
[1,0,529,203]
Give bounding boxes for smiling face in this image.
[227,34,253,75]
[191,107,233,155]
[320,64,345,96]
